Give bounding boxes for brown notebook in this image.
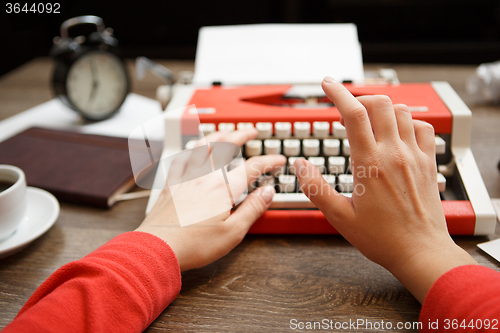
[0,127,139,208]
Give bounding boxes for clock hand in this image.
[89,59,99,102]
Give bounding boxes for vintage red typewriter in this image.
[144,24,495,235]
[145,81,496,236]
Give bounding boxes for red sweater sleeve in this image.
[3,231,182,333]
[420,265,500,332]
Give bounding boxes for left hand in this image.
[136,128,286,271]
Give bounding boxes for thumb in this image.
[226,185,275,230]
[294,158,354,224]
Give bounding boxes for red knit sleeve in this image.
[3,231,182,333]
[419,265,500,332]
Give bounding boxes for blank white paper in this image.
[193,24,364,85]
[477,198,500,263]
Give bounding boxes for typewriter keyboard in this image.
[189,121,447,209]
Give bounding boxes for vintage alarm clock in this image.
[51,16,130,121]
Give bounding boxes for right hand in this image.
[294,77,477,303]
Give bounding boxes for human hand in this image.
[294,77,477,303]
[136,128,286,272]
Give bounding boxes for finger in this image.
[166,149,191,181]
[187,144,211,170]
[194,131,224,147]
[393,104,418,147]
[356,95,399,141]
[224,154,285,205]
[294,158,355,225]
[413,120,436,156]
[220,128,258,147]
[196,128,258,148]
[322,77,376,152]
[228,154,287,186]
[225,185,275,231]
[191,128,258,173]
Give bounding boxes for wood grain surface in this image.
[0,59,499,332]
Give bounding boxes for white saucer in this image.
[0,187,60,259]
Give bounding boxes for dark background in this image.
[1,0,500,77]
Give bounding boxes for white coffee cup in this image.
[0,165,27,241]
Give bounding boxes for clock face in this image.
[66,51,128,119]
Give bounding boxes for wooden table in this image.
[0,59,499,332]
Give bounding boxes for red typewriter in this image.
[145,81,496,236]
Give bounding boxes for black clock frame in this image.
[51,18,131,121]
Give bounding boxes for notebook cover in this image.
[0,127,136,208]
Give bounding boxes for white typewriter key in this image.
[328,156,345,174]
[302,139,320,157]
[342,139,351,156]
[278,175,296,193]
[313,121,330,138]
[323,139,340,156]
[258,174,275,187]
[435,136,446,155]
[437,173,446,192]
[184,139,198,150]
[333,121,347,139]
[245,140,262,157]
[308,156,325,173]
[283,139,301,156]
[338,174,354,193]
[270,193,315,209]
[256,122,273,139]
[218,123,235,132]
[237,122,254,130]
[288,157,300,174]
[347,156,352,173]
[288,157,299,174]
[294,122,311,139]
[275,122,292,139]
[198,123,216,137]
[264,139,281,155]
[323,174,336,187]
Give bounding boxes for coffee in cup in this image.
[0,165,27,241]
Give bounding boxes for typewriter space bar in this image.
[270,193,315,208]
[270,193,352,209]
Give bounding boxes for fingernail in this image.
[260,185,275,204]
[323,76,335,83]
